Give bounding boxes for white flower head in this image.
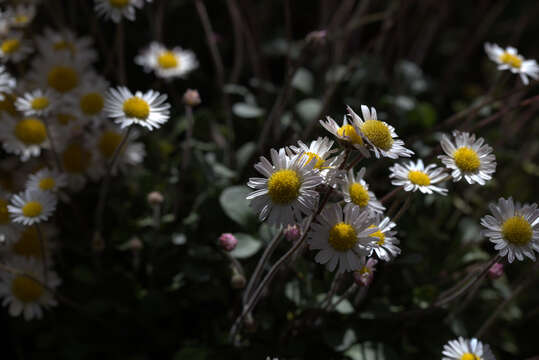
[347,105,414,159]
[35,28,97,64]
[0,114,50,161]
[480,197,539,263]
[104,86,171,130]
[3,4,36,29]
[287,137,343,183]
[0,257,61,321]
[70,72,109,123]
[389,159,448,195]
[247,148,323,226]
[485,43,539,85]
[442,337,496,360]
[438,130,496,185]
[308,203,375,274]
[0,31,33,62]
[94,0,144,23]
[8,189,57,226]
[364,214,400,262]
[340,167,385,216]
[319,115,370,157]
[25,168,68,193]
[135,42,198,80]
[58,137,102,191]
[0,190,20,244]
[1,225,56,261]
[15,89,59,117]
[0,65,16,98]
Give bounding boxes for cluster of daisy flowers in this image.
[0,1,201,320]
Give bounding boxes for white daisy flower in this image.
[480,197,539,263]
[2,225,56,261]
[15,89,59,117]
[319,115,370,157]
[438,131,496,185]
[485,43,539,85]
[0,91,19,116]
[25,168,68,193]
[0,32,33,62]
[246,148,323,226]
[0,190,20,244]
[0,114,49,161]
[364,214,400,262]
[135,42,199,80]
[340,168,385,216]
[347,105,414,159]
[307,203,375,274]
[4,4,36,28]
[70,73,109,122]
[8,189,57,226]
[287,137,343,183]
[94,0,143,23]
[389,159,448,195]
[35,28,97,64]
[58,137,102,191]
[0,65,16,98]
[442,337,496,360]
[0,257,61,321]
[27,52,90,94]
[104,86,171,130]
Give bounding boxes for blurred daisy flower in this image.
[104,86,171,130]
[135,42,198,80]
[35,28,97,64]
[0,32,33,62]
[94,0,143,23]
[340,167,385,216]
[0,115,49,161]
[28,52,90,94]
[247,148,323,226]
[364,214,400,262]
[71,73,109,122]
[485,43,539,85]
[438,130,496,185]
[0,257,61,321]
[319,115,370,157]
[480,197,539,263]
[3,226,56,261]
[15,89,59,117]
[3,4,36,29]
[442,337,495,360]
[25,168,68,193]
[59,138,101,191]
[308,203,374,274]
[0,190,20,244]
[0,65,16,98]
[8,189,57,226]
[347,105,414,159]
[389,159,448,195]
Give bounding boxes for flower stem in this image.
[35,223,47,286]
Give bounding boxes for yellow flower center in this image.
[53,40,76,55]
[0,93,18,115]
[14,118,47,145]
[407,170,431,186]
[22,201,43,217]
[358,265,371,275]
[14,15,29,25]
[13,227,41,258]
[267,169,301,204]
[57,113,77,125]
[109,0,129,8]
[98,130,123,158]
[31,97,50,110]
[157,51,179,69]
[62,143,91,173]
[38,177,56,190]
[337,124,364,146]
[80,92,104,115]
[0,199,10,224]
[123,97,150,120]
[328,222,357,252]
[303,152,325,169]
[453,147,480,172]
[47,66,79,93]
[499,52,522,68]
[460,353,480,360]
[349,183,369,207]
[1,39,20,54]
[12,275,44,303]
[501,216,533,246]
[361,119,393,151]
[368,224,385,245]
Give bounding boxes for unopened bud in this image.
[147,191,164,206]
[306,30,327,46]
[219,233,238,251]
[284,224,301,242]
[353,258,378,287]
[183,89,201,107]
[128,237,144,251]
[231,272,246,289]
[244,313,257,332]
[488,262,504,280]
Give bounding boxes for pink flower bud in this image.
[218,233,238,251]
[284,224,301,242]
[353,258,378,287]
[488,262,504,280]
[147,191,164,206]
[183,89,201,107]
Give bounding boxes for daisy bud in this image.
[230,270,246,289]
[147,191,164,206]
[219,233,237,251]
[183,89,201,107]
[128,237,144,251]
[306,30,327,46]
[284,224,301,242]
[353,258,378,287]
[244,313,257,332]
[488,262,504,280]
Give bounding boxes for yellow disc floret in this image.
[157,51,179,69]
[1,39,20,54]
[12,275,44,302]
[453,147,480,172]
[499,52,522,68]
[53,40,76,55]
[14,15,29,25]
[361,120,393,151]
[123,97,150,120]
[109,0,129,7]
[31,97,50,110]
[267,169,301,204]
[337,124,364,146]
[460,353,480,360]
[407,170,431,186]
[303,152,325,169]
[22,201,43,218]
[0,199,10,224]
[47,66,79,93]
[38,177,56,190]
[349,183,369,207]
[0,93,19,115]
[14,118,47,145]
[62,143,91,173]
[57,113,76,125]
[367,225,385,245]
[501,216,533,246]
[98,130,123,158]
[80,93,104,115]
[328,222,357,252]
[13,228,42,258]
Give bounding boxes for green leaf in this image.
[296,98,322,123]
[236,142,256,170]
[219,186,256,226]
[174,347,208,360]
[345,342,385,360]
[232,103,265,118]
[229,233,262,258]
[292,68,314,93]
